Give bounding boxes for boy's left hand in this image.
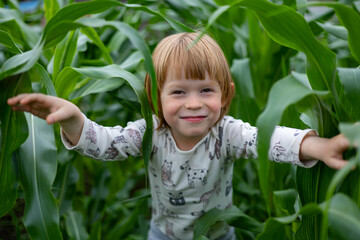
[300,133,351,170]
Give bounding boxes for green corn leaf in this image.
[256,73,329,213]
[44,0,61,22]
[204,0,336,92]
[70,78,125,100]
[193,206,263,239]
[65,210,89,240]
[41,0,192,49]
[30,63,57,97]
[230,58,259,124]
[105,198,148,240]
[53,162,79,216]
[337,68,360,121]
[0,74,30,217]
[0,42,44,81]
[314,22,348,40]
[257,203,321,240]
[340,122,360,147]
[81,27,113,64]
[320,193,360,240]
[0,30,22,53]
[309,2,360,64]
[0,8,39,47]
[75,18,157,114]
[53,30,80,82]
[18,113,62,240]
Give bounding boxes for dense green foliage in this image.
[1,0,360,239]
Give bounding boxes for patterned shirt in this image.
[61,115,317,240]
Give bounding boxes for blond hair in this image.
[145,32,235,129]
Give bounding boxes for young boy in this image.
[8,33,350,240]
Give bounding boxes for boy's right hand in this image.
[7,93,84,145]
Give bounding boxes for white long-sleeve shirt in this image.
[61,115,317,240]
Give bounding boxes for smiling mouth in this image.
[181,116,206,122]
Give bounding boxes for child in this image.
[8,33,350,240]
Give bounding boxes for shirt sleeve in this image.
[61,114,146,161]
[223,116,318,168]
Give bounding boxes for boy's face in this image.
[161,70,223,151]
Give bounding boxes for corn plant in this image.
[0,0,360,239]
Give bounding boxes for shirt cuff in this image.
[60,113,87,150]
[296,130,319,168]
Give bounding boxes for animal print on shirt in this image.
[105,135,129,159]
[209,126,223,160]
[126,128,142,149]
[271,141,286,162]
[165,220,178,240]
[155,185,178,218]
[161,160,175,188]
[180,160,208,188]
[169,192,185,206]
[164,133,176,154]
[193,178,221,207]
[85,121,97,144]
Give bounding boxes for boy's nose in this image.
[185,95,202,109]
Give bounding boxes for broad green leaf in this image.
[256,73,329,212]
[89,220,102,240]
[53,162,79,215]
[2,0,191,88]
[230,58,259,124]
[69,78,125,100]
[314,22,348,40]
[119,51,144,71]
[309,2,360,64]
[105,198,148,240]
[55,67,82,99]
[0,75,29,217]
[319,157,359,240]
[30,63,57,97]
[81,27,113,64]
[44,0,61,22]
[41,0,192,49]
[65,210,89,240]
[337,68,360,121]
[0,8,39,47]
[0,30,21,53]
[18,114,62,240]
[193,206,263,239]
[88,168,111,224]
[0,41,44,80]
[340,122,360,147]
[320,193,360,240]
[53,30,80,82]
[75,18,158,114]
[257,203,321,240]
[204,0,336,92]
[273,189,297,216]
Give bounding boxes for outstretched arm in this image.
[7,93,84,145]
[300,133,351,169]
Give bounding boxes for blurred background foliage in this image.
[1,0,360,239]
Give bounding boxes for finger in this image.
[326,158,349,170]
[46,107,71,124]
[7,94,30,106]
[18,93,49,106]
[337,134,351,150]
